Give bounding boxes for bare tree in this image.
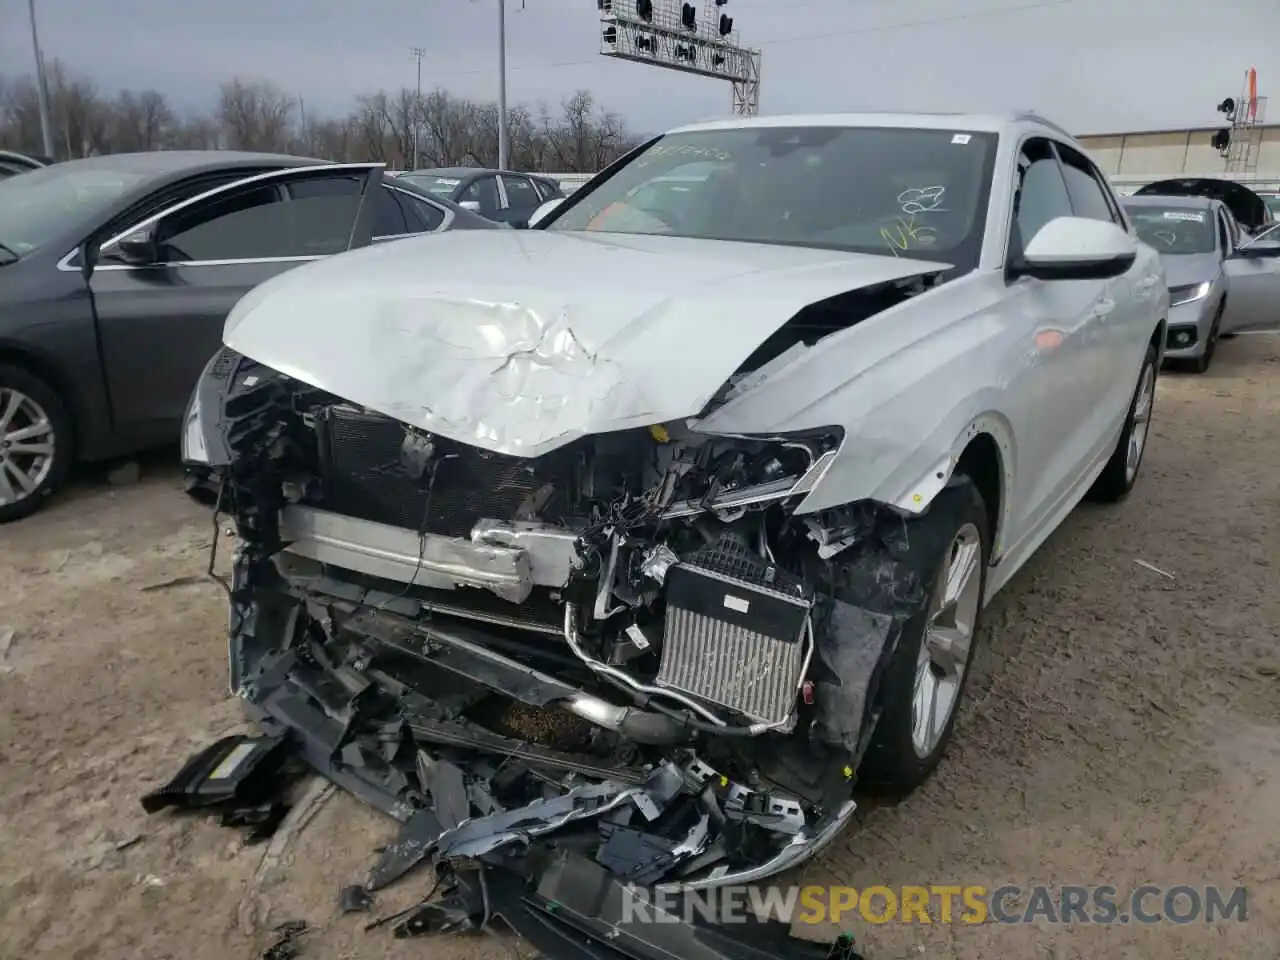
[216,78,296,152]
[110,89,176,152]
[0,66,637,173]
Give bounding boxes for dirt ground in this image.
[1,335,1277,960]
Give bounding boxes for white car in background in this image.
[183,112,1189,895]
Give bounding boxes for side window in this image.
[161,175,363,262]
[534,179,560,201]
[501,175,541,208]
[1011,138,1073,254]
[396,191,446,232]
[371,186,410,237]
[1055,145,1119,224]
[460,176,501,215]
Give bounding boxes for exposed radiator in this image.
[655,539,813,727]
[316,406,555,538]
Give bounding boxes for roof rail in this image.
[1012,111,1076,141]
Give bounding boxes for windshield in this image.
[1124,205,1216,255]
[547,126,998,267]
[399,174,463,197]
[0,163,148,259]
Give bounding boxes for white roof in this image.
[667,111,1067,138]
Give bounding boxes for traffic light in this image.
[1211,129,1231,152]
[1217,97,1236,118]
[681,3,696,29]
[719,13,733,35]
[636,0,653,21]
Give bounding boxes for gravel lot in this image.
[1,335,1277,960]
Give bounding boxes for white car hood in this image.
[224,229,948,456]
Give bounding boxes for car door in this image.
[999,138,1114,547]
[88,163,381,442]
[498,174,545,227]
[1221,222,1280,334]
[1052,142,1154,435]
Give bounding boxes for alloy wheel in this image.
[0,387,56,508]
[911,522,983,758]
[1125,362,1155,483]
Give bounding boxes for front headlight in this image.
[658,426,844,519]
[1169,281,1211,307]
[181,388,209,464]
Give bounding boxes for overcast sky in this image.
[3,0,1277,136]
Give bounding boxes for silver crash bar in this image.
[277,506,579,603]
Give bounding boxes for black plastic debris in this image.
[365,809,444,891]
[220,800,291,844]
[338,884,374,914]
[479,853,864,960]
[141,734,293,822]
[262,920,308,960]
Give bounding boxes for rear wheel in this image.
[858,476,989,793]
[0,364,73,523]
[1087,342,1157,503]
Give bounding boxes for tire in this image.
[0,363,73,523]
[1187,305,1223,374]
[1087,341,1157,504]
[858,475,990,794]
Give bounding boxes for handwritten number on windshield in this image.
[880,216,937,256]
[898,185,946,215]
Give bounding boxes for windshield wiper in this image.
[0,242,19,265]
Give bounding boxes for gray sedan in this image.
[0,151,498,522]
[1123,195,1233,372]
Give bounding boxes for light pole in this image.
[496,0,509,170]
[26,0,54,158]
[411,47,425,170]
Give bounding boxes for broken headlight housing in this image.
[654,425,844,520]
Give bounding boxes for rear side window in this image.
[397,191,446,231]
[371,186,410,237]
[1055,145,1119,224]
[162,174,363,261]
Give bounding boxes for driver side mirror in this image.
[107,224,160,265]
[458,200,482,213]
[528,197,565,228]
[1015,216,1137,281]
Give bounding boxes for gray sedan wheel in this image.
[0,364,72,523]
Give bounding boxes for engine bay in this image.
[175,343,936,942]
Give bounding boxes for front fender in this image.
[694,273,1019,523]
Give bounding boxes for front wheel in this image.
[1187,305,1223,374]
[1087,341,1157,503]
[0,364,73,523]
[858,476,989,793]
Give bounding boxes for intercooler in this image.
[655,540,813,727]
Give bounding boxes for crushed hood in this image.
[224,229,947,456]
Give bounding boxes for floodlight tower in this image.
[1216,67,1266,176]
[597,0,762,116]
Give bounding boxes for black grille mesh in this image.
[317,407,551,538]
